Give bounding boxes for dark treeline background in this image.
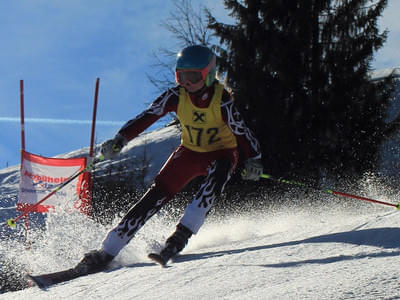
[92,0,400,222]
[208,0,397,183]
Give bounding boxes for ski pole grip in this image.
[94,155,105,164]
[7,219,16,229]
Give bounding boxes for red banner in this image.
[17,150,92,215]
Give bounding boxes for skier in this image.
[77,45,262,273]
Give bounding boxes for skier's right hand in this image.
[242,158,263,181]
[100,133,127,160]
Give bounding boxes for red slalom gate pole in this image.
[20,80,26,155]
[260,173,400,210]
[89,78,100,158]
[20,79,30,248]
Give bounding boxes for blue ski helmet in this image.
[175,45,217,87]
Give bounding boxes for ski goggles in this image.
[175,55,216,86]
[175,68,208,85]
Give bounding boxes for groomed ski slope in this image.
[4,199,400,300]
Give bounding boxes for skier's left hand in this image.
[100,133,127,160]
[242,158,263,181]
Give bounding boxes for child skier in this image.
[77,45,262,273]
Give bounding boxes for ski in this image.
[26,268,82,290]
[27,252,171,289]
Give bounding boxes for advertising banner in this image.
[17,150,92,214]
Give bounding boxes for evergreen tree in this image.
[208,0,397,184]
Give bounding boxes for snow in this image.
[3,204,400,299]
[369,66,400,81]
[1,125,400,299]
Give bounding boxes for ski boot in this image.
[149,224,192,266]
[74,250,114,275]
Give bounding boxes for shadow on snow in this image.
[175,227,400,267]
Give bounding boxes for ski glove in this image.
[100,133,127,160]
[242,158,263,181]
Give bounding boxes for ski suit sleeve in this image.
[117,87,179,141]
[221,91,261,160]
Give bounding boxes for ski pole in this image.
[259,173,400,209]
[7,155,105,228]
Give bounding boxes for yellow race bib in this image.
[177,83,237,152]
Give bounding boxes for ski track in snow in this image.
[2,203,400,300]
